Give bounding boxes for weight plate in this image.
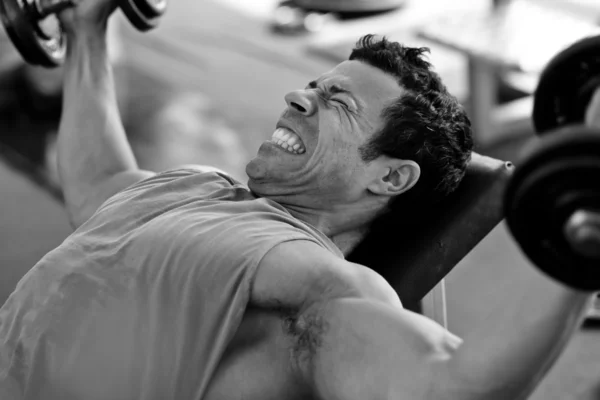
[0,0,65,66]
[0,0,42,64]
[120,0,160,32]
[504,126,600,291]
[533,35,600,134]
[294,0,406,12]
[131,0,167,19]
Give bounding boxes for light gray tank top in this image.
[0,167,342,400]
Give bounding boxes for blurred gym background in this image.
[1,0,599,397]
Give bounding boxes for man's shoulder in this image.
[158,164,243,186]
[173,164,232,177]
[106,165,247,203]
[250,240,401,312]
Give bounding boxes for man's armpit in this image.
[282,306,330,372]
[294,298,459,400]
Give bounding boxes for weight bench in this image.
[348,153,514,328]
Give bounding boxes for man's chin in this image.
[246,141,306,185]
[245,156,293,191]
[245,161,270,198]
[245,157,271,182]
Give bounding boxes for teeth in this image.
[270,127,306,154]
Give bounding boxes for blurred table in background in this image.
[417,0,600,146]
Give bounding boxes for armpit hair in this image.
[281,308,329,370]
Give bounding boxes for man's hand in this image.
[584,86,600,129]
[57,0,119,35]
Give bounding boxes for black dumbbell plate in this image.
[533,35,600,134]
[120,0,160,32]
[0,0,65,67]
[134,0,167,19]
[504,127,600,291]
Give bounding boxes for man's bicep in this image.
[299,298,462,400]
[251,240,403,312]
[250,240,359,310]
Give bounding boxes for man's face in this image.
[246,60,404,205]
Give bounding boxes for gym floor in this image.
[1,0,599,398]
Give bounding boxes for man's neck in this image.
[331,230,368,257]
[281,203,379,256]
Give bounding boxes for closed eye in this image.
[331,98,348,107]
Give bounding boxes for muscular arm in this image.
[441,266,593,399]
[263,242,594,400]
[298,283,591,399]
[299,297,460,400]
[252,241,460,398]
[256,241,592,399]
[58,25,154,228]
[300,264,593,400]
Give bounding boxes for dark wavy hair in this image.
[347,35,474,278]
[350,34,473,208]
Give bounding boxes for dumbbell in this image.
[0,0,167,68]
[504,35,600,291]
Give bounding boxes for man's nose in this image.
[284,90,316,116]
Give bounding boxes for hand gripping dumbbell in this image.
[0,0,167,68]
[504,35,600,291]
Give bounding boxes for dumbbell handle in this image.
[33,0,77,19]
[564,209,600,259]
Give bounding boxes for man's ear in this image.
[367,159,421,196]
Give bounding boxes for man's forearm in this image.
[442,267,594,400]
[58,26,138,216]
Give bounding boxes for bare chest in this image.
[204,307,312,400]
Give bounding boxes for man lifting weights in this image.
[0,0,597,398]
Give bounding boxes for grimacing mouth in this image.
[270,125,306,154]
